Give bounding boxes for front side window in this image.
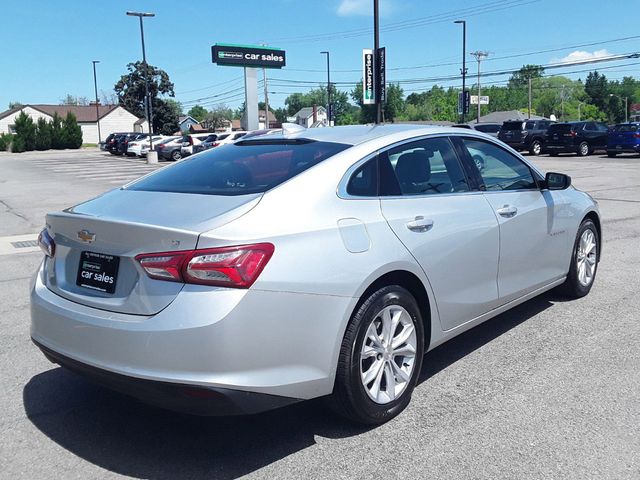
[461,138,536,191]
[129,140,349,196]
[380,137,469,196]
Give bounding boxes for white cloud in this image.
[337,0,397,16]
[552,49,612,64]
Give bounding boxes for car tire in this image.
[550,152,559,157]
[607,152,617,157]
[529,139,542,156]
[171,150,182,161]
[329,285,425,425]
[556,218,599,298]
[472,154,485,171]
[577,142,589,157]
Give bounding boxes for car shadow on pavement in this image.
[23,292,557,480]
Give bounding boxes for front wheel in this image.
[529,139,542,156]
[577,142,589,157]
[171,149,182,161]
[556,218,599,298]
[329,285,425,424]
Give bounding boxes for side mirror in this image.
[544,172,571,190]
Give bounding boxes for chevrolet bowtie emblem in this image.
[77,229,96,243]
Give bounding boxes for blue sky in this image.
[2,0,639,113]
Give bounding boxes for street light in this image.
[91,60,101,144]
[320,51,331,125]
[454,20,467,123]
[609,93,628,122]
[126,11,155,153]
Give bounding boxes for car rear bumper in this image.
[607,144,640,153]
[33,338,300,415]
[30,263,354,410]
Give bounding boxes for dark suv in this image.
[544,121,609,156]
[497,119,554,155]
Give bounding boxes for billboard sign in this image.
[212,44,286,69]
[470,95,490,105]
[363,49,375,105]
[376,47,386,103]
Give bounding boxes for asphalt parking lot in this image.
[0,149,638,479]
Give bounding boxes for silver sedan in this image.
[31,124,600,424]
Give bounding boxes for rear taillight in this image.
[135,243,274,288]
[212,142,221,147]
[38,228,55,257]
[634,133,640,138]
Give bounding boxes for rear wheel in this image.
[556,218,599,298]
[577,142,589,157]
[529,139,542,156]
[171,149,182,161]
[330,285,424,425]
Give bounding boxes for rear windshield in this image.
[502,121,524,131]
[475,124,500,133]
[613,124,639,132]
[547,124,574,133]
[127,140,350,196]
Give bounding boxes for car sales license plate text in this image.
[76,251,120,294]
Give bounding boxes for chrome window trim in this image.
[337,132,545,200]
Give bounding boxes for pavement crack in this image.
[0,199,29,222]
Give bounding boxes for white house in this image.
[293,106,328,128]
[0,104,148,144]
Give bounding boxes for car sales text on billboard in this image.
[212,44,286,69]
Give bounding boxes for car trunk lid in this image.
[44,189,261,315]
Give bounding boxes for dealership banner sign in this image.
[362,49,375,105]
[212,44,286,69]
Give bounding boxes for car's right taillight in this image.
[136,243,274,288]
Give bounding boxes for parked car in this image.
[214,131,248,147]
[105,132,131,155]
[127,135,165,157]
[544,121,609,156]
[192,134,220,154]
[180,133,212,157]
[606,122,640,157]
[115,133,147,156]
[31,125,600,424]
[498,119,555,155]
[156,137,185,161]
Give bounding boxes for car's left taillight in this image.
[135,243,274,288]
[38,228,55,257]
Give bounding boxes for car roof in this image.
[244,124,460,146]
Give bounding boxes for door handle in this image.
[496,205,518,218]
[406,216,434,232]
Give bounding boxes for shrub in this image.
[35,117,52,150]
[0,133,13,151]
[62,112,82,149]
[50,113,63,149]
[11,135,25,153]
[13,111,36,151]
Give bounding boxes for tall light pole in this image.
[126,11,155,152]
[610,93,628,122]
[373,0,381,124]
[454,20,466,123]
[470,51,489,123]
[321,51,331,125]
[91,60,102,144]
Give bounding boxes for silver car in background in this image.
[31,124,600,424]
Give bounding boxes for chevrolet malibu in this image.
[31,124,601,424]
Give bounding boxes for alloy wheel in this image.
[576,229,597,287]
[360,305,417,404]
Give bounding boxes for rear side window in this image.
[475,124,500,133]
[525,121,535,129]
[347,159,377,196]
[547,124,573,134]
[614,124,638,132]
[128,140,349,196]
[502,121,524,131]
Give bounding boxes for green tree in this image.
[114,61,175,132]
[8,101,23,109]
[383,83,405,122]
[50,113,63,149]
[35,117,52,150]
[61,112,83,149]
[59,94,89,105]
[152,99,180,135]
[508,65,545,88]
[203,104,233,131]
[351,82,377,123]
[187,105,207,122]
[585,71,609,111]
[12,111,36,152]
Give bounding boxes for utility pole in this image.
[528,77,532,119]
[92,60,102,144]
[561,84,565,121]
[454,20,467,123]
[374,0,381,124]
[263,68,270,128]
[126,11,155,153]
[470,51,488,123]
[321,51,331,125]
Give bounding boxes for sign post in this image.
[362,49,375,105]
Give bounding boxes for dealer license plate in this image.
[76,251,120,294]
